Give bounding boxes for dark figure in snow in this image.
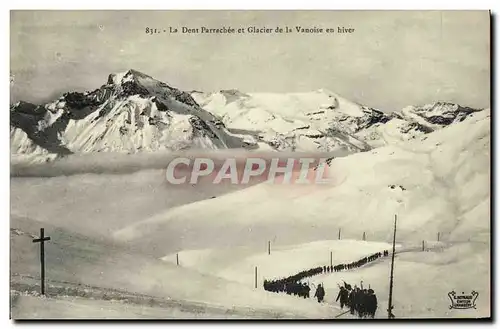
[336,286,349,309]
[303,283,311,298]
[358,289,368,318]
[350,287,361,315]
[314,284,325,303]
[366,289,378,318]
[347,286,355,314]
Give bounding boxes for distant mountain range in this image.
[10,69,485,163]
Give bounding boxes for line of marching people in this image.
[333,250,389,272]
[263,278,327,303]
[263,249,389,306]
[336,281,378,318]
[263,279,311,298]
[263,266,325,298]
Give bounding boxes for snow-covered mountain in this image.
[11,69,486,164]
[193,89,485,151]
[10,70,257,163]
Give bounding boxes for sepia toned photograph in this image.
[9,10,491,320]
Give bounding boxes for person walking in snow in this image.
[358,289,368,318]
[303,283,311,298]
[366,288,378,318]
[347,286,356,315]
[314,284,325,303]
[349,286,360,315]
[336,286,349,309]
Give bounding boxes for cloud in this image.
[10,149,350,178]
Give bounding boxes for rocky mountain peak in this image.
[106,69,152,86]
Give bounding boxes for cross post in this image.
[32,228,51,295]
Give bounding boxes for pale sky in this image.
[10,10,490,111]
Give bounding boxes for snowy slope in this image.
[10,70,255,160]
[193,90,485,152]
[114,109,490,252]
[306,242,489,318]
[161,240,395,285]
[160,239,489,318]
[10,216,340,319]
[12,294,249,319]
[13,291,321,319]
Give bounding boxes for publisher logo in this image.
[448,291,479,310]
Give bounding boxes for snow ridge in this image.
[193,89,486,153]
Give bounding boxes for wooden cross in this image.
[32,228,51,295]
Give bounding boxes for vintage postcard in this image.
[10,10,491,320]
